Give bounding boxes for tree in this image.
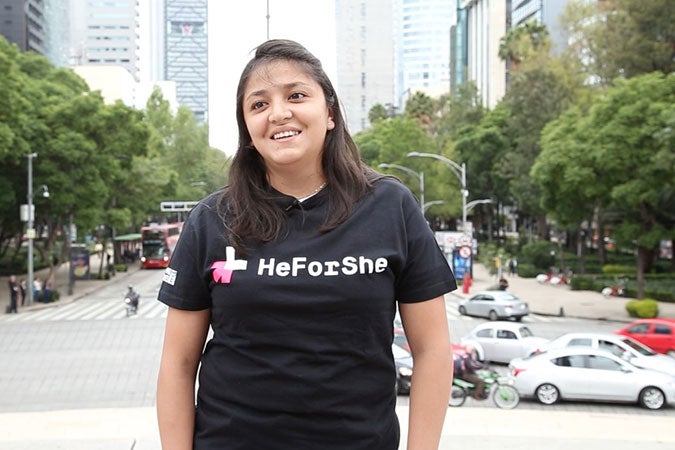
[499,20,550,75]
[368,103,389,123]
[560,0,674,85]
[587,73,675,296]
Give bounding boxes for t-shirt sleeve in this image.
[394,187,457,303]
[157,204,213,311]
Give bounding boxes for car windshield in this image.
[519,326,534,337]
[620,337,656,356]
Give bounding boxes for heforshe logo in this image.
[211,247,248,284]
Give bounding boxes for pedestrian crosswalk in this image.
[1,297,566,324]
[0,298,168,323]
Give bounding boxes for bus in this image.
[140,222,183,269]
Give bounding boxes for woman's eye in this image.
[289,92,306,100]
[251,101,266,110]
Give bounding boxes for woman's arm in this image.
[157,306,211,450]
[399,296,452,450]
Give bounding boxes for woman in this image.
[157,39,456,450]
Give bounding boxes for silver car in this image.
[460,321,548,364]
[458,290,529,321]
[509,347,675,410]
[536,332,675,376]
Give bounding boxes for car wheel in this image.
[514,316,523,322]
[639,386,665,410]
[535,383,560,405]
[458,305,467,316]
[488,310,499,321]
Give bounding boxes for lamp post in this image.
[423,200,444,214]
[378,163,424,215]
[25,153,37,306]
[407,152,467,231]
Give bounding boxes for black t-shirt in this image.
[158,178,457,449]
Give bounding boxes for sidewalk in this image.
[453,263,675,322]
[1,252,141,315]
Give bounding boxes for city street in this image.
[0,269,674,449]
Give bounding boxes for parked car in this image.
[615,319,675,357]
[460,322,548,364]
[457,290,530,321]
[393,343,413,395]
[535,332,675,376]
[509,347,675,410]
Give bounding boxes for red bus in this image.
[140,223,183,269]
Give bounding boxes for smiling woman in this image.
[157,39,456,450]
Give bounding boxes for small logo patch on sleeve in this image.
[162,268,177,286]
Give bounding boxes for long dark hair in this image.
[219,39,380,254]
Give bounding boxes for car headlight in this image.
[398,367,413,377]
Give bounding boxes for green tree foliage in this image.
[560,0,674,85]
[368,103,389,124]
[0,37,229,277]
[536,73,675,295]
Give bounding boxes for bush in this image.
[602,265,634,275]
[516,263,539,278]
[625,299,659,318]
[115,264,127,272]
[520,241,556,271]
[570,275,596,291]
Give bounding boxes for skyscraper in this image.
[397,0,456,109]
[68,0,138,79]
[460,0,508,108]
[335,0,395,133]
[0,0,45,55]
[164,0,208,123]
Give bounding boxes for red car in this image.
[616,318,675,357]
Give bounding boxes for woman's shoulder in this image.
[371,176,417,202]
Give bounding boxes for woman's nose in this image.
[268,103,292,123]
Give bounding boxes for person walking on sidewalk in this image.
[156,39,456,450]
[7,275,19,313]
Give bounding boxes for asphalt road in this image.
[0,269,674,450]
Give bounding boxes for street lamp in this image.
[466,198,493,214]
[25,153,37,306]
[407,152,468,231]
[423,200,444,213]
[378,163,424,214]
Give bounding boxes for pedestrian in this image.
[156,39,456,450]
[19,278,27,306]
[509,257,518,276]
[498,278,509,291]
[7,274,19,313]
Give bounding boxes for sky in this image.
[207,0,337,155]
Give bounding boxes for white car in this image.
[457,290,530,321]
[535,332,675,376]
[509,347,675,410]
[460,322,548,364]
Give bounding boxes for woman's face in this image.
[242,60,334,173]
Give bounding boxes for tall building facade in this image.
[0,0,45,54]
[460,0,508,108]
[451,2,468,94]
[164,0,208,123]
[511,0,572,53]
[335,0,395,134]
[396,0,456,109]
[68,0,138,79]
